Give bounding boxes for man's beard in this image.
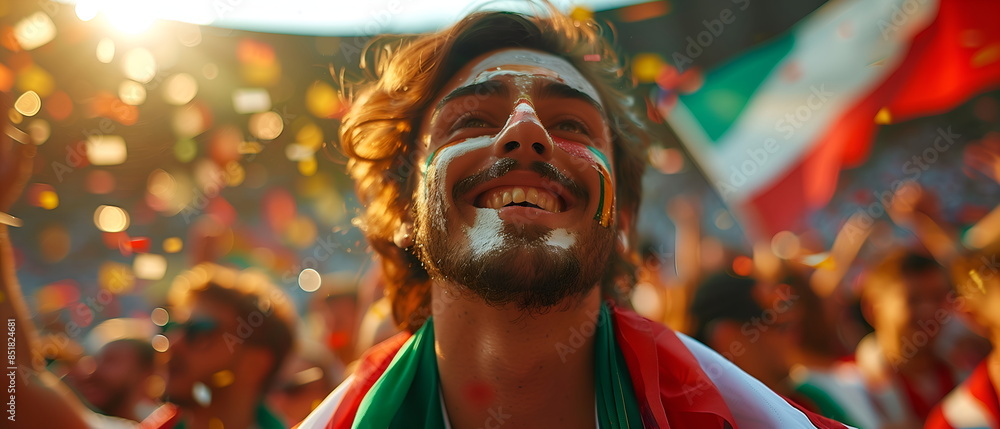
[415,160,614,311]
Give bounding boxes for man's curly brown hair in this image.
[340,4,653,332]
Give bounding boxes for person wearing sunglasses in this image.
[141,263,298,429]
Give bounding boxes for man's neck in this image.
[432,284,601,429]
[183,382,262,429]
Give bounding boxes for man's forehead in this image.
[454,48,602,104]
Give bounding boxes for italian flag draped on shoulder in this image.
[295,303,850,428]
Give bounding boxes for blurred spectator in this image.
[690,272,802,401]
[857,250,962,426]
[143,263,298,429]
[69,338,160,422]
[267,340,344,424]
[926,246,1000,428]
[306,272,359,366]
[778,270,882,428]
[352,296,399,367]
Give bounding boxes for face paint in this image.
[500,98,551,139]
[546,228,576,249]
[422,135,494,232]
[467,208,506,257]
[463,48,602,104]
[552,137,615,228]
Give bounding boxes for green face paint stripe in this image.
[422,139,468,175]
[594,170,605,223]
[423,149,438,174]
[586,146,612,175]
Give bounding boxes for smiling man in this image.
[296,6,849,429]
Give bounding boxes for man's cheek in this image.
[552,138,615,228]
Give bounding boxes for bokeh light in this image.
[99,262,135,294]
[163,237,183,253]
[248,111,283,140]
[86,135,128,165]
[151,334,169,352]
[174,138,198,162]
[134,254,167,280]
[232,88,271,114]
[632,53,664,84]
[172,103,210,138]
[26,119,50,145]
[14,91,41,116]
[75,1,100,21]
[732,255,754,276]
[212,370,235,388]
[770,231,801,260]
[162,73,198,105]
[305,81,340,118]
[176,23,202,47]
[38,224,70,263]
[86,170,117,194]
[44,90,73,120]
[103,0,157,35]
[37,189,58,210]
[118,80,147,106]
[14,12,56,51]
[96,38,115,63]
[202,63,219,80]
[150,308,169,327]
[16,64,55,97]
[122,48,157,83]
[298,268,322,292]
[94,205,130,233]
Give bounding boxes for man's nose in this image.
[493,103,554,162]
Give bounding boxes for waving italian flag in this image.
[660,0,1000,239]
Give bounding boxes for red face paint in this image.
[552,137,615,228]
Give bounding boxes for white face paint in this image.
[422,135,494,232]
[467,208,506,257]
[462,48,603,106]
[545,228,576,250]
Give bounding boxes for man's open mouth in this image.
[474,186,564,212]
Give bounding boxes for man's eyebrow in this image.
[537,81,604,115]
[435,80,508,112]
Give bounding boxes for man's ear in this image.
[393,220,414,248]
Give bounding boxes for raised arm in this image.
[1,93,89,428]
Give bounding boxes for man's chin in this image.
[456,244,593,310]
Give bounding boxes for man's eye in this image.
[455,116,492,129]
[553,120,588,135]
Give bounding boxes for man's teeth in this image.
[483,186,560,212]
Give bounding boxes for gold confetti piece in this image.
[972,43,1000,68]
[212,370,235,388]
[969,269,986,294]
[874,107,892,124]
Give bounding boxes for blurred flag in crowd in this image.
[658,0,1000,239]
